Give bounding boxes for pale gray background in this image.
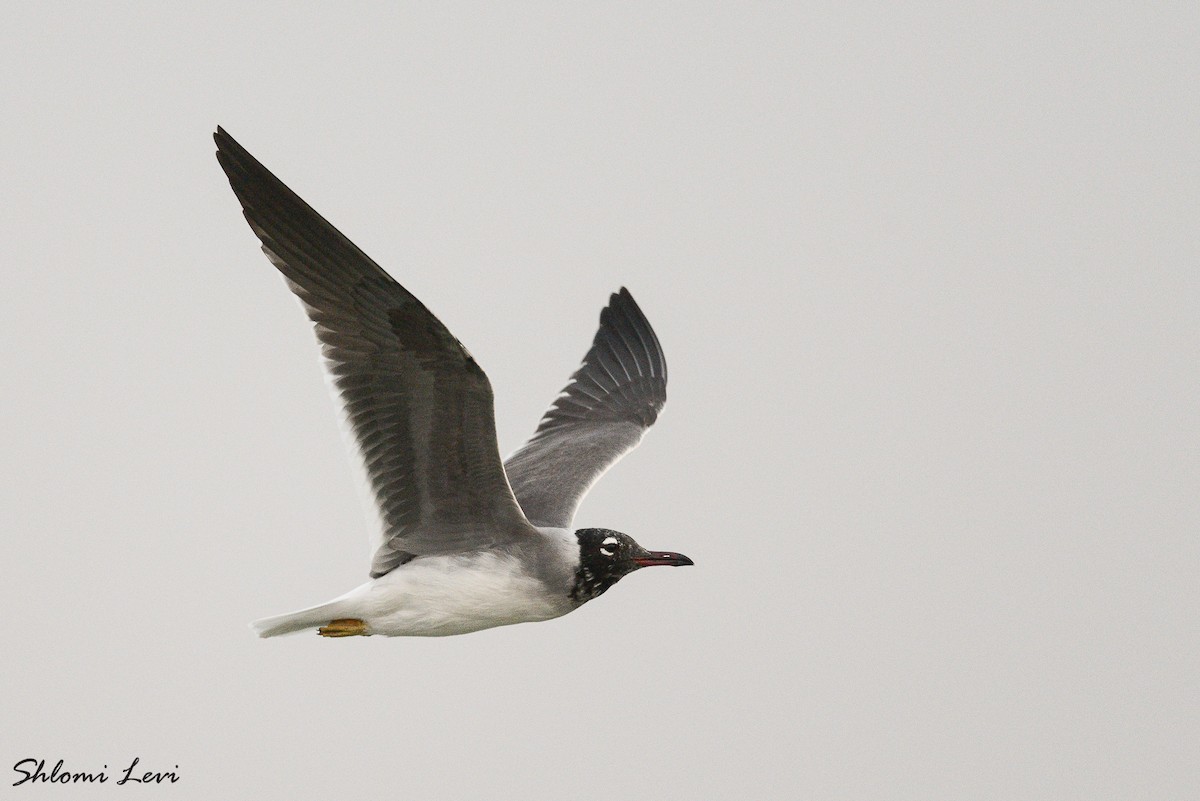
[2,3,1196,800]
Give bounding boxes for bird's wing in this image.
[503,288,667,529]
[214,127,532,579]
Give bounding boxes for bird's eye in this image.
[599,536,620,557]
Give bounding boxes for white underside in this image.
[252,547,574,637]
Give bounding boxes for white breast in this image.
[348,550,574,637]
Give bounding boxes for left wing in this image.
[504,288,667,529]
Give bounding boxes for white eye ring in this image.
[600,536,619,557]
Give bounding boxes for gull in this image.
[214,128,692,637]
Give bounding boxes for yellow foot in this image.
[318,618,369,637]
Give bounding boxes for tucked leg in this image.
[318,618,368,637]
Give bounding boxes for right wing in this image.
[504,288,667,529]
[214,127,532,578]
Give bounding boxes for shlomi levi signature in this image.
[12,758,179,787]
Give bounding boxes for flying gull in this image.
[214,127,692,637]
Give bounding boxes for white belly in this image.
[344,551,573,636]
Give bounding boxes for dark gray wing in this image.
[214,127,532,578]
[504,288,667,529]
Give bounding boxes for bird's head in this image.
[570,528,693,603]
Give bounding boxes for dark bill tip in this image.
[633,551,694,568]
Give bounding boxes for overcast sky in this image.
[2,3,1197,799]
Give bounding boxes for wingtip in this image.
[609,286,637,311]
[213,127,235,163]
[609,286,646,319]
[596,285,666,381]
[213,126,250,162]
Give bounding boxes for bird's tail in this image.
[250,598,354,638]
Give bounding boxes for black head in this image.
[570,528,693,604]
